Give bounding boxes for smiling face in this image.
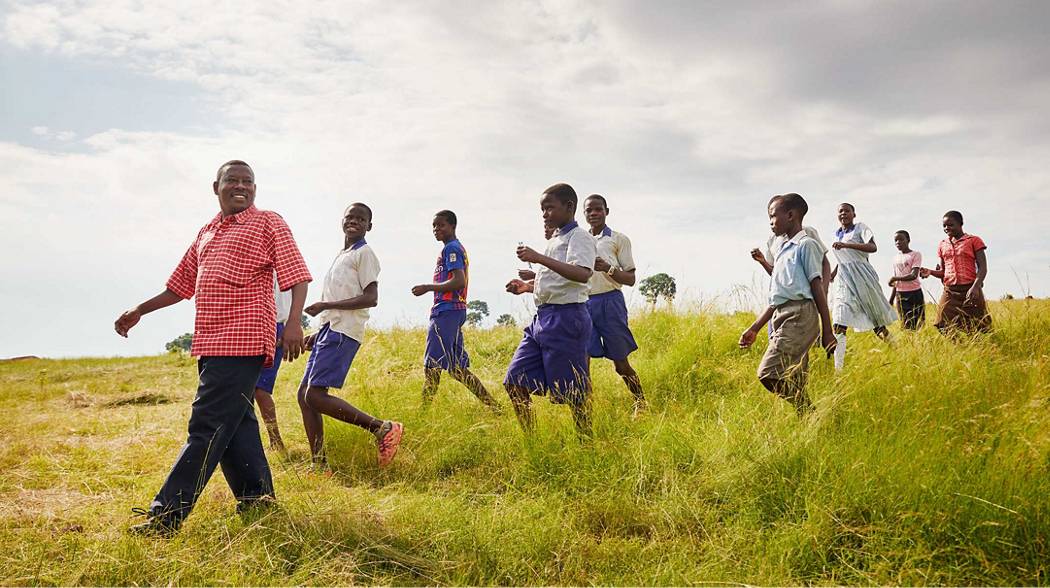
[837,203,856,228]
[342,204,372,243]
[432,215,455,242]
[584,197,608,230]
[213,164,256,216]
[540,193,575,230]
[942,215,963,239]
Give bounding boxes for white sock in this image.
[834,333,847,370]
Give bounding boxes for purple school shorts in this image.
[300,323,361,389]
[586,289,638,361]
[424,309,470,370]
[504,303,591,406]
[255,322,286,393]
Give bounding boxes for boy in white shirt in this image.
[505,183,597,436]
[253,280,293,451]
[298,203,403,468]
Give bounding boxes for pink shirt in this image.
[937,234,986,286]
[892,250,922,292]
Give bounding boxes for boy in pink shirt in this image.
[887,230,925,330]
[920,210,991,334]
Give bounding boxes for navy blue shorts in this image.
[300,323,361,389]
[424,309,470,370]
[504,303,591,406]
[255,322,285,394]
[586,290,638,361]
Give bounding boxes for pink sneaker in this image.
[376,421,403,467]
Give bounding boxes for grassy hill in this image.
[1,300,1047,585]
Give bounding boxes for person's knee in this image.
[301,386,328,409]
[613,360,635,377]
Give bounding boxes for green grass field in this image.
[2,300,1047,585]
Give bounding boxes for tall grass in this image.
[1,300,1047,585]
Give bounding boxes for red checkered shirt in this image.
[166,205,312,365]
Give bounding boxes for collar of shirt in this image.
[347,238,367,251]
[209,205,259,228]
[777,229,808,257]
[949,233,972,246]
[555,220,579,236]
[599,225,613,238]
[834,224,854,241]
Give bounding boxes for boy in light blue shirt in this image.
[739,193,836,414]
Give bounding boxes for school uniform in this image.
[504,220,596,406]
[424,239,471,370]
[892,250,925,330]
[934,234,991,333]
[831,222,897,331]
[153,205,311,527]
[757,230,824,389]
[255,280,294,393]
[761,225,828,266]
[586,226,638,360]
[301,239,380,389]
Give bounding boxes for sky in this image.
[2,1,1049,359]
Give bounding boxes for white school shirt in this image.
[762,225,828,264]
[274,276,292,324]
[534,221,596,306]
[588,226,636,296]
[316,239,381,342]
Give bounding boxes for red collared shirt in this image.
[166,205,312,364]
[937,233,986,286]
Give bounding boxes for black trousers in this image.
[896,289,926,330]
[150,355,274,524]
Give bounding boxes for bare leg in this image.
[422,367,441,405]
[297,383,384,462]
[254,388,285,451]
[450,367,501,412]
[570,396,593,438]
[612,359,646,414]
[504,384,534,432]
[296,381,326,463]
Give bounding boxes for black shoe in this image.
[129,507,179,537]
[236,495,278,516]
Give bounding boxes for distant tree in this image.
[165,333,193,353]
[466,300,490,327]
[300,314,311,330]
[639,273,677,306]
[496,313,516,327]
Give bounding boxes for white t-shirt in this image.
[534,221,596,306]
[274,276,293,324]
[763,225,828,264]
[588,226,636,296]
[317,240,381,342]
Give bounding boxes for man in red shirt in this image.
[114,160,312,535]
[920,210,991,334]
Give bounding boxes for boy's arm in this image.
[518,246,592,283]
[821,255,831,292]
[966,249,988,303]
[280,281,309,361]
[739,306,775,348]
[811,276,837,357]
[750,248,774,276]
[307,282,378,313]
[506,279,534,295]
[412,269,465,296]
[114,289,184,337]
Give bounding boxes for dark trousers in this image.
[150,355,274,525]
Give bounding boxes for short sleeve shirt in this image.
[832,222,875,264]
[892,250,923,292]
[938,234,986,286]
[432,239,468,315]
[769,230,824,307]
[763,225,828,265]
[588,226,636,295]
[166,205,311,365]
[316,239,381,342]
[534,221,597,306]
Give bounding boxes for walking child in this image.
[114,160,311,535]
[751,225,831,293]
[829,203,897,369]
[411,210,501,411]
[887,230,925,330]
[253,280,292,451]
[740,193,836,414]
[583,194,647,416]
[919,210,991,334]
[504,183,597,436]
[298,203,403,469]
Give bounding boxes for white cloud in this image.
[2,0,1049,358]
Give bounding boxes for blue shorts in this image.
[504,303,591,406]
[586,290,638,361]
[255,322,286,393]
[424,309,470,370]
[300,323,361,389]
